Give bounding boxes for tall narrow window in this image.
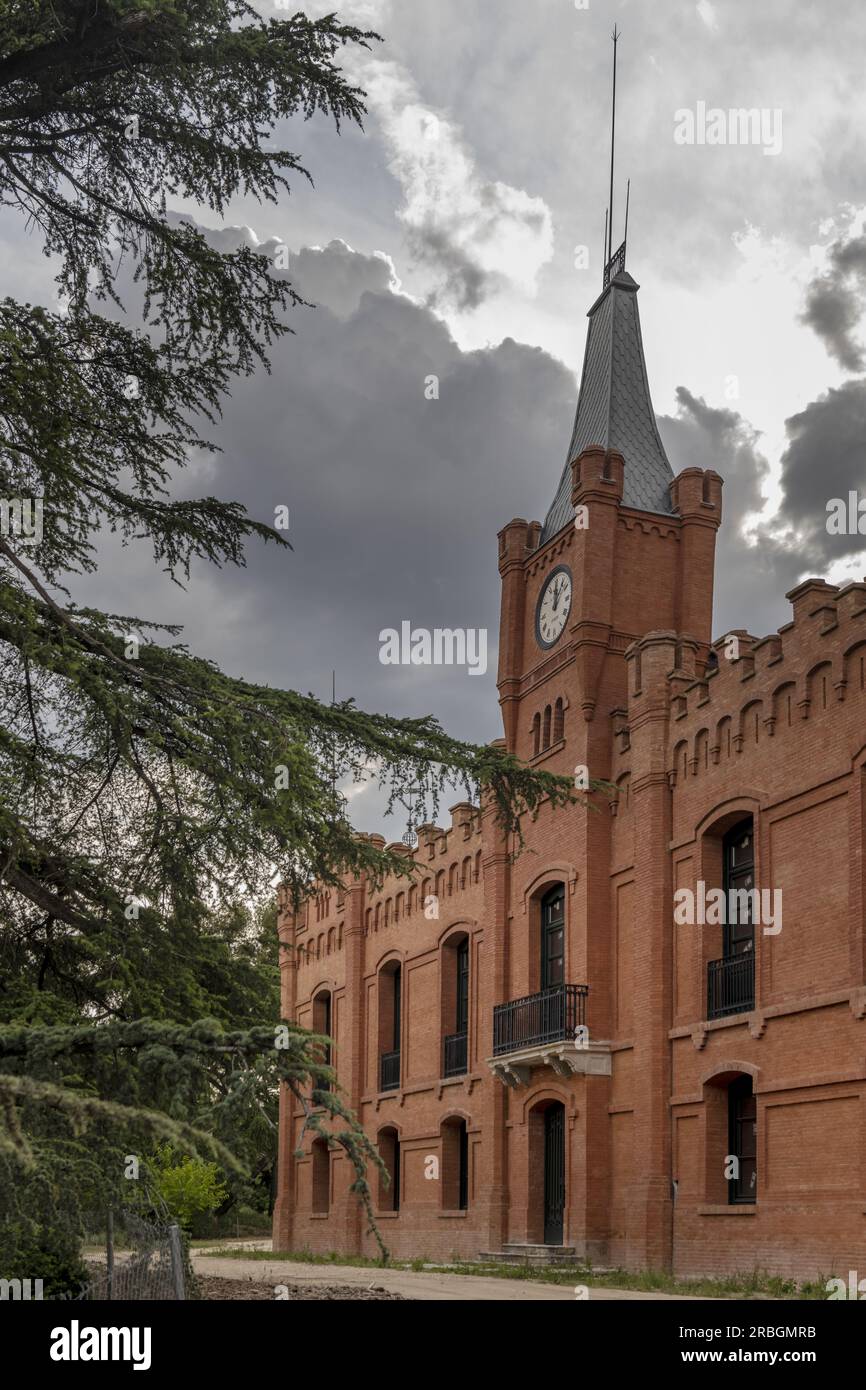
[443,934,469,1077]
[531,712,541,757]
[456,939,469,1035]
[378,1127,400,1212]
[311,1138,330,1214]
[312,990,332,1094]
[379,964,401,1091]
[542,705,552,750]
[728,1076,757,1204]
[541,885,565,989]
[442,1118,469,1211]
[393,967,401,1050]
[553,697,564,742]
[458,1121,469,1210]
[723,818,755,958]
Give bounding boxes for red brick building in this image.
[273,256,866,1279]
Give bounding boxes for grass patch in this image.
[199,1245,829,1298]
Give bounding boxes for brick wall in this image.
[273,449,866,1281]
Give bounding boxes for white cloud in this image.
[312,0,553,310]
[363,58,553,309]
[696,0,718,31]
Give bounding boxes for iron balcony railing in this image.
[707,953,755,1020]
[443,1030,468,1077]
[493,983,588,1057]
[379,1049,401,1092]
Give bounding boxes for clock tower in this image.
[489,251,723,1266]
[497,260,723,754]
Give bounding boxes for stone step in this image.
[477,1247,581,1267]
[500,1251,575,1262]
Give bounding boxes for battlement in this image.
[651,578,866,781]
[285,802,482,963]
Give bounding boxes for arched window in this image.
[442,933,469,1077]
[312,990,332,1094]
[377,1126,400,1212]
[703,1071,757,1206]
[542,705,552,750]
[378,963,401,1092]
[311,1138,330,1214]
[461,856,471,889]
[728,1076,757,1204]
[531,712,541,757]
[474,850,482,884]
[723,818,755,959]
[553,697,564,743]
[441,1117,469,1211]
[449,863,459,895]
[704,815,756,1020]
[540,884,565,990]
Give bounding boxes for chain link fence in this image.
[61,1208,195,1301]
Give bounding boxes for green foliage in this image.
[149,1144,228,1231]
[0,0,593,1277]
[0,1218,88,1299]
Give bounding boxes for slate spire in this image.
[540,269,675,542]
[541,27,674,543]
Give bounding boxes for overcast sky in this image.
[6,0,866,837]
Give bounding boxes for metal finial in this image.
[607,25,620,267]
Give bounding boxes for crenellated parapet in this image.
[362,801,483,937]
[288,802,483,972]
[657,578,866,783]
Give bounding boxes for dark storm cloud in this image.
[776,380,866,564]
[660,380,866,639]
[74,225,866,736]
[801,234,866,372]
[265,238,399,317]
[71,234,577,766]
[408,225,496,312]
[37,225,866,833]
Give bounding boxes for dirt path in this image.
[191,1250,706,1301]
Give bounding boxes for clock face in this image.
[536,565,572,649]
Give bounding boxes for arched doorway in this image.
[529,1097,567,1244]
[543,1102,566,1244]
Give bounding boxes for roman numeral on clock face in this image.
[537,568,571,648]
